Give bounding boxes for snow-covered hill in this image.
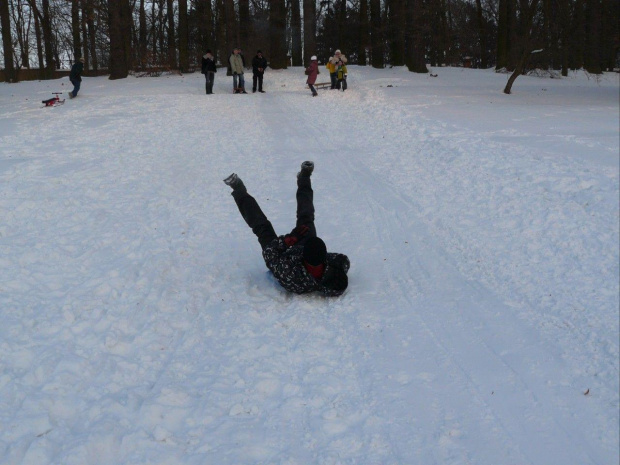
[1,66,618,465]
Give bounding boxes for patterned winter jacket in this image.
[262,237,350,296]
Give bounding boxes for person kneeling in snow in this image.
[224,161,350,296]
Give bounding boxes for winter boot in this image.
[298,161,314,178]
[223,173,246,193]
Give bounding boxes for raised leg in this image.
[294,162,317,241]
[224,174,277,249]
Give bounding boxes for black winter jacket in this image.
[262,237,350,296]
[201,56,217,74]
[70,62,83,82]
[252,56,268,75]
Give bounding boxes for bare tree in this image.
[405,0,428,72]
[1,0,18,81]
[369,0,383,67]
[303,0,316,65]
[387,0,406,65]
[475,0,488,68]
[269,0,287,68]
[358,0,369,65]
[239,0,251,51]
[503,0,541,94]
[290,0,302,66]
[109,0,131,79]
[178,0,189,71]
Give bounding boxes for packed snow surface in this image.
[0,66,618,465]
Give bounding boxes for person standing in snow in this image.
[223,161,350,296]
[68,57,84,99]
[229,48,247,94]
[252,50,268,93]
[336,60,348,91]
[305,56,320,97]
[201,50,217,95]
[329,50,348,90]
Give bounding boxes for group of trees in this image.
[1,0,618,83]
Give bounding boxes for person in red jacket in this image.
[305,56,320,97]
[224,161,350,296]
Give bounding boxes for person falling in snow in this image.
[223,161,350,296]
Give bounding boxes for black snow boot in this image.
[223,173,246,193]
[298,161,314,178]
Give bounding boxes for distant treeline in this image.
[1,0,618,82]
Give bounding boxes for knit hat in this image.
[335,49,341,54]
[310,55,317,61]
[257,50,262,54]
[321,266,348,292]
[303,237,327,266]
[79,57,85,63]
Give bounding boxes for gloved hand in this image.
[284,225,309,247]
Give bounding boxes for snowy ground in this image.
[0,66,618,465]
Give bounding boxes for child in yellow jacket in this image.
[326,60,337,89]
[336,62,347,91]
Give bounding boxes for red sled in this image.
[42,93,65,107]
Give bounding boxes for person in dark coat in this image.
[305,56,319,97]
[69,57,85,99]
[223,161,350,296]
[201,50,217,94]
[252,50,268,93]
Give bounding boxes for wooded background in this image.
[1,0,618,82]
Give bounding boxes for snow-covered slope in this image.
[0,66,618,464]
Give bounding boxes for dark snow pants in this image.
[232,175,316,250]
[205,72,215,94]
[252,73,264,92]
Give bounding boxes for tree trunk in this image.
[269,0,287,68]
[389,0,406,66]
[224,0,236,50]
[86,0,98,71]
[139,0,147,67]
[358,0,369,65]
[290,0,302,66]
[109,0,130,79]
[496,0,509,69]
[195,0,213,54]
[584,0,601,73]
[239,0,250,51]
[178,0,189,71]
[475,0,488,68]
[166,0,177,68]
[32,1,44,75]
[337,0,346,53]
[303,0,316,65]
[215,0,227,64]
[80,0,89,68]
[41,0,55,77]
[0,0,17,82]
[405,0,428,72]
[504,48,530,93]
[72,0,82,59]
[600,0,616,71]
[503,0,540,93]
[558,0,570,75]
[370,0,383,68]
